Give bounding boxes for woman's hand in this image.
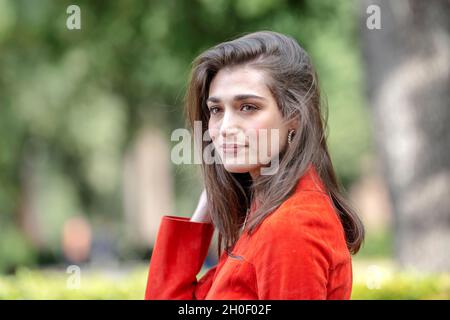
[190,188,212,224]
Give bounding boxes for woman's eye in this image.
[209,106,221,114]
[241,104,258,112]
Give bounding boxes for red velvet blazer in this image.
[145,164,352,300]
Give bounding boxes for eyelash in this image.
[209,104,259,115]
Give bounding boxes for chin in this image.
[223,163,259,174]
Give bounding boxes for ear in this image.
[286,117,300,131]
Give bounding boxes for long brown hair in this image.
[185,31,364,257]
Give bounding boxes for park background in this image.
[0,0,449,299]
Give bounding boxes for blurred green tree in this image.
[0,0,371,272]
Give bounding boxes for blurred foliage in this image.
[0,266,146,299]
[352,274,450,300]
[0,0,372,272]
[357,228,393,259]
[0,227,37,273]
[0,260,448,299]
[350,259,450,300]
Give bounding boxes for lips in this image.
[221,144,247,148]
[220,144,248,153]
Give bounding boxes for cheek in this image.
[244,116,275,138]
[250,107,284,131]
[208,120,220,141]
[245,116,285,149]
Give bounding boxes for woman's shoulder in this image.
[261,164,344,235]
[249,192,350,267]
[244,165,351,263]
[261,190,344,239]
[251,172,350,259]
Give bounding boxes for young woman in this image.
[145,31,364,300]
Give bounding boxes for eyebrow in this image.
[206,94,266,104]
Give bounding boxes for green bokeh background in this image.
[1,0,446,299]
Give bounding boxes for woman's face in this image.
[207,65,294,178]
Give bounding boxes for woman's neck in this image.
[249,168,260,180]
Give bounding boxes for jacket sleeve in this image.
[250,208,336,299]
[144,215,216,300]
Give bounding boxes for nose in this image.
[219,109,241,139]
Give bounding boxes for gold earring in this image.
[288,129,295,144]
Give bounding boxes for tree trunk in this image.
[360,0,450,272]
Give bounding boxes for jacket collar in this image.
[294,163,327,194]
[249,163,327,215]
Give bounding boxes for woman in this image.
[145,31,364,300]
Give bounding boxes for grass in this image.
[350,258,450,299]
[0,259,448,299]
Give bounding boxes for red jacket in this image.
[145,164,352,299]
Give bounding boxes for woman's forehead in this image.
[208,66,271,101]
